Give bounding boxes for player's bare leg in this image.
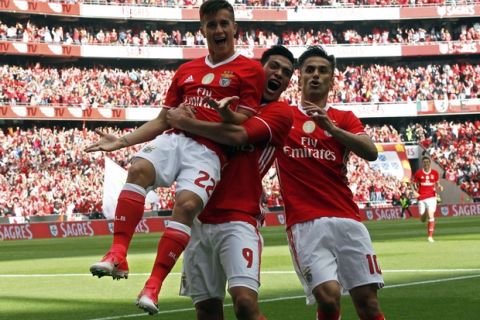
[196,298,224,320]
[229,286,264,320]
[350,284,385,320]
[427,208,436,242]
[419,202,427,223]
[137,190,203,314]
[312,280,341,320]
[90,158,155,280]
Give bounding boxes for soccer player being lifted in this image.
[85,0,264,314]
[166,45,295,320]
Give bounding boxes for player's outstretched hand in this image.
[204,96,239,120]
[84,129,126,152]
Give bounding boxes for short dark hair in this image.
[298,45,336,74]
[260,45,295,67]
[422,156,431,162]
[200,0,235,21]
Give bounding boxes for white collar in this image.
[297,103,330,115]
[204,51,241,68]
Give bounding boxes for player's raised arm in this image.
[84,108,169,152]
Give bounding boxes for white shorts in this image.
[418,197,437,215]
[287,217,384,305]
[180,219,263,304]
[134,133,221,207]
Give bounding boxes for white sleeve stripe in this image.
[259,146,276,174]
[252,116,273,143]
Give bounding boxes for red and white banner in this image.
[2,203,479,240]
[80,5,181,20]
[0,218,168,241]
[417,98,480,115]
[335,102,417,118]
[400,5,479,19]
[0,42,80,56]
[361,202,480,221]
[2,2,480,21]
[0,105,126,121]
[401,42,480,57]
[1,40,479,60]
[182,7,287,21]
[0,0,79,15]
[370,143,412,181]
[2,99,480,121]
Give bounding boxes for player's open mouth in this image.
[214,37,227,45]
[267,79,281,91]
[310,80,321,88]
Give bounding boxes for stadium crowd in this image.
[0,126,176,218]
[2,19,479,46]
[2,62,480,108]
[39,0,470,7]
[425,119,480,199]
[1,119,477,219]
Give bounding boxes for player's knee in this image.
[233,294,259,320]
[126,160,155,187]
[313,282,341,313]
[174,194,203,221]
[353,293,382,319]
[195,299,223,320]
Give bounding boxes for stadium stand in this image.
[1,1,479,219]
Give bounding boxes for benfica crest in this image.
[108,222,114,233]
[49,224,59,237]
[219,70,235,87]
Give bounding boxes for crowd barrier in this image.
[2,202,480,241]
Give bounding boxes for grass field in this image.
[1,215,480,320]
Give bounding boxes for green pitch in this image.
[1,216,480,320]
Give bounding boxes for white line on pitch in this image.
[87,274,480,320]
[1,268,480,278]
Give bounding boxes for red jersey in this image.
[164,52,264,160]
[199,101,293,227]
[276,105,366,228]
[413,169,439,200]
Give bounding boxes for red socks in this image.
[317,309,341,320]
[111,187,146,256]
[428,219,435,238]
[148,221,191,288]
